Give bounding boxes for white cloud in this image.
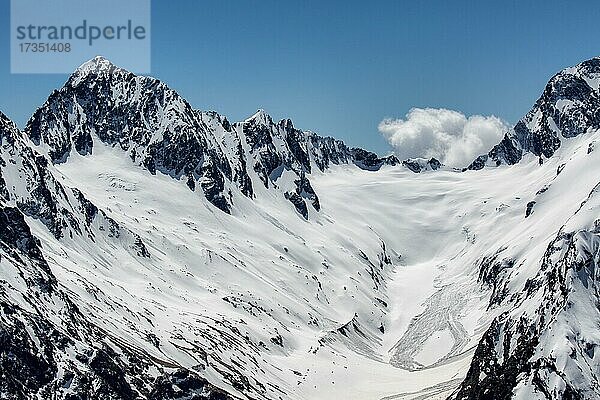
[378,108,509,167]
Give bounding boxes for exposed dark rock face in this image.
[0,206,47,269]
[280,118,311,173]
[402,157,441,173]
[2,110,76,238]
[149,369,235,400]
[295,174,320,211]
[451,319,539,400]
[0,204,136,400]
[525,201,536,218]
[285,173,321,219]
[428,158,441,170]
[0,288,233,400]
[467,154,489,171]
[307,135,351,171]
[351,148,399,171]
[285,191,309,219]
[1,110,149,251]
[477,253,514,309]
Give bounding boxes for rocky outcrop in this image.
[402,157,441,173]
[350,148,399,171]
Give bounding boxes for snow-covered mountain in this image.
[1,56,600,400]
[26,57,398,218]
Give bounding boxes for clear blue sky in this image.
[1,0,599,154]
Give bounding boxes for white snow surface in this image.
[16,123,599,399]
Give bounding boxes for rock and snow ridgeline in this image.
[26,56,401,218]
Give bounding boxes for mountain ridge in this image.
[24,56,399,219]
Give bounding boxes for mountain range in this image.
[1,56,600,400]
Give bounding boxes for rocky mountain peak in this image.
[75,55,114,71]
[68,55,129,87]
[470,56,600,169]
[0,111,16,135]
[245,109,273,125]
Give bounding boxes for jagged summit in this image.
[68,56,128,86]
[75,55,113,70]
[0,110,14,129]
[245,108,272,124]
